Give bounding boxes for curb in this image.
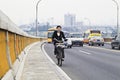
[41,42,72,80]
[15,42,40,80]
[1,42,40,80]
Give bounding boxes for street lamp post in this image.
[36,0,42,36]
[112,0,119,36]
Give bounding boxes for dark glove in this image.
[64,39,68,41]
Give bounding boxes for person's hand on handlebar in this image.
[64,39,68,41]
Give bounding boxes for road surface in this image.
[44,43,120,80]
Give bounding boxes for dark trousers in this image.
[54,45,65,58]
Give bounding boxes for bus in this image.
[47,27,70,43]
[83,30,102,43]
[47,27,57,43]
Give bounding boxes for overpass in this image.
[0,10,120,80]
[0,10,71,80]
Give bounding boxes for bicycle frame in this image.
[55,43,65,66]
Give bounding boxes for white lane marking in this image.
[84,45,120,53]
[79,50,91,55]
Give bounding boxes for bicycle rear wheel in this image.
[56,48,63,66]
[57,58,60,65]
[57,58,62,66]
[59,59,62,66]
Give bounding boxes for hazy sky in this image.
[0,0,120,26]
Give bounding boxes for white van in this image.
[67,33,84,47]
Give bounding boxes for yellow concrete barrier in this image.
[0,30,9,78]
[0,10,42,79]
[0,30,41,78]
[8,32,16,64]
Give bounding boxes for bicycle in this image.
[55,43,65,66]
[54,38,66,66]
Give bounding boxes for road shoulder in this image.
[21,42,71,80]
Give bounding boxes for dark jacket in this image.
[52,31,66,44]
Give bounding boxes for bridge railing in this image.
[0,10,44,79]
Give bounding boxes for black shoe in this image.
[54,51,57,55]
[62,59,64,61]
[54,52,56,55]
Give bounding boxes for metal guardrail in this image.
[0,10,44,79]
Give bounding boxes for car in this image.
[88,36,104,46]
[68,33,84,47]
[111,35,120,50]
[65,39,72,48]
[64,32,72,48]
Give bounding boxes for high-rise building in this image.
[64,13,76,27]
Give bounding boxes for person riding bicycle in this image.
[52,25,67,60]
